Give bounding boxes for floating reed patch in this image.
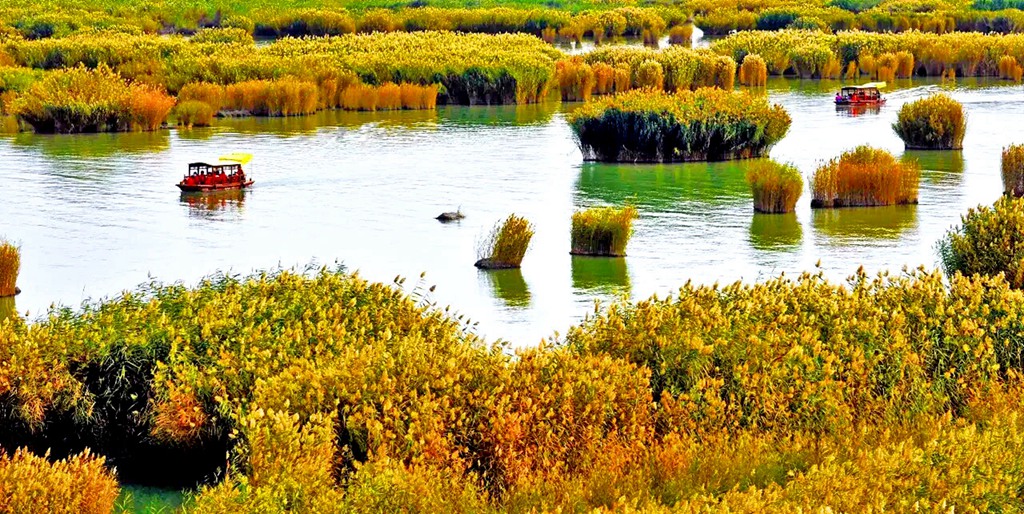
[475,214,534,269]
[746,160,803,213]
[0,239,18,297]
[739,54,767,87]
[1002,144,1024,197]
[811,145,920,208]
[567,88,790,163]
[893,94,966,150]
[570,205,638,257]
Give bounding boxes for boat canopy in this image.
[219,152,253,165]
[843,82,887,90]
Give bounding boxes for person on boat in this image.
[835,92,843,103]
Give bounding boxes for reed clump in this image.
[739,54,768,87]
[1003,144,1024,196]
[893,93,966,150]
[746,160,803,213]
[999,55,1024,81]
[14,64,174,133]
[939,196,1024,288]
[668,24,693,46]
[570,205,638,257]
[475,214,534,269]
[0,239,18,297]
[555,57,596,102]
[0,448,119,514]
[567,88,790,163]
[177,82,224,112]
[582,46,736,91]
[811,145,920,208]
[174,99,215,127]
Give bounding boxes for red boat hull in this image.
[835,99,886,106]
[177,180,253,192]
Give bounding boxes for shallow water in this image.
[0,78,1015,345]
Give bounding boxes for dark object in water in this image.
[474,258,519,270]
[436,209,465,222]
[14,287,19,295]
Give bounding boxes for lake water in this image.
[0,78,1014,345]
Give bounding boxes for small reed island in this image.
[567,88,791,163]
[811,146,920,209]
[893,94,967,151]
[570,206,638,257]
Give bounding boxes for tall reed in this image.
[556,58,596,102]
[893,94,966,150]
[746,160,803,213]
[811,145,920,208]
[636,59,664,89]
[1002,144,1024,197]
[0,448,119,514]
[738,54,768,87]
[999,55,1024,81]
[0,238,18,297]
[570,205,638,257]
[475,214,534,269]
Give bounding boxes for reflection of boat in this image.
[177,153,254,192]
[834,82,887,107]
[180,188,246,212]
[836,103,881,117]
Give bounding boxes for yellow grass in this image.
[477,214,534,269]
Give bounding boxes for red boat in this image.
[177,153,253,192]
[834,82,887,107]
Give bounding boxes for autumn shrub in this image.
[570,205,638,257]
[896,50,915,78]
[476,214,534,269]
[223,78,317,116]
[175,100,215,127]
[0,239,18,298]
[739,54,768,87]
[938,196,1024,288]
[14,64,173,133]
[0,448,119,514]
[567,88,791,162]
[1003,144,1024,197]
[893,94,966,150]
[746,160,803,213]
[811,145,920,208]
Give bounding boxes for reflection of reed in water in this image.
[482,268,531,307]
[576,161,749,210]
[180,189,246,218]
[571,255,630,293]
[175,126,216,141]
[903,150,964,186]
[11,130,170,158]
[0,296,16,323]
[812,205,917,243]
[749,213,802,251]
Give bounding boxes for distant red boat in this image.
[177,153,253,192]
